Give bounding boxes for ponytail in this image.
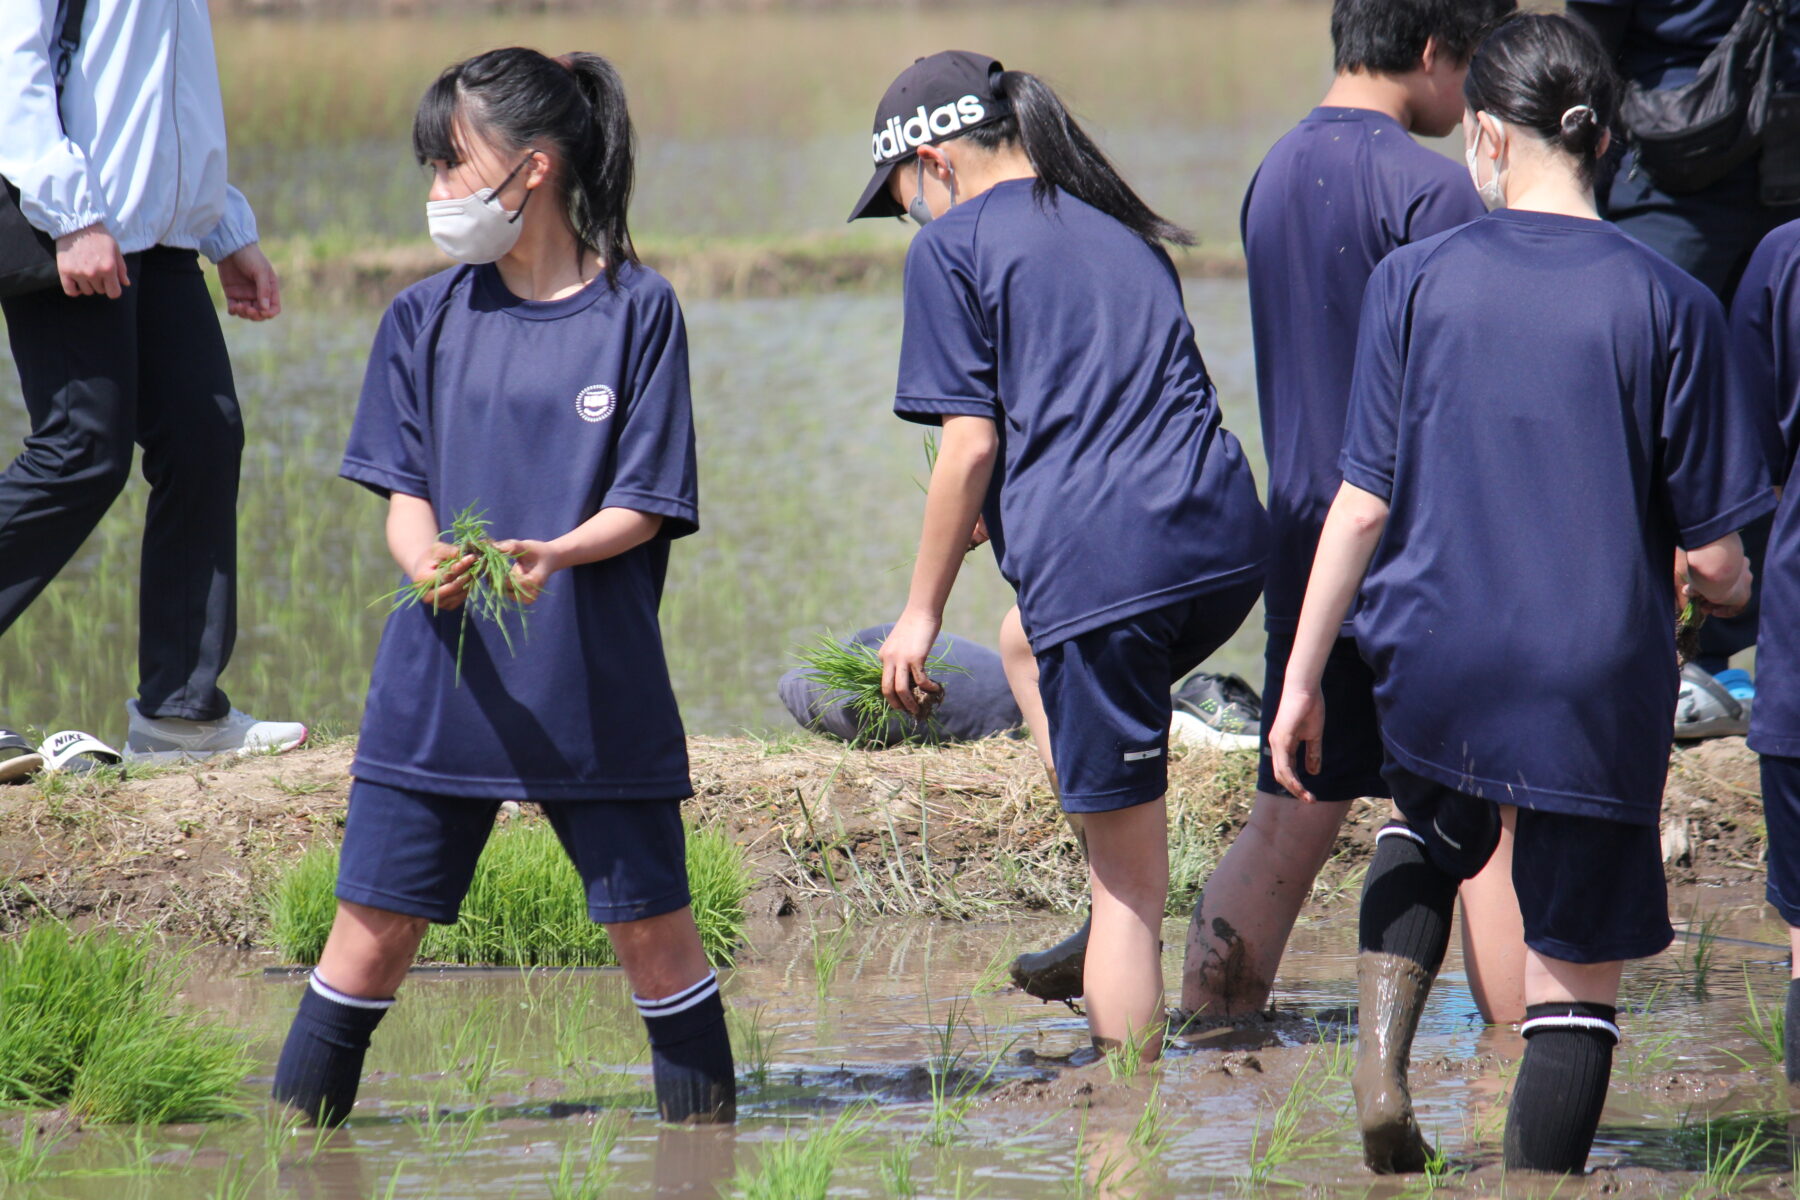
[413,46,640,286]
[965,71,1193,247]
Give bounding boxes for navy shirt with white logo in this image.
[342,262,699,801]
[1342,210,1774,824]
[1243,107,1483,634]
[1738,220,1800,757]
[894,179,1269,651]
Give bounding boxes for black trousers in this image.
[0,247,241,720]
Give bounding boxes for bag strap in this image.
[51,0,88,93]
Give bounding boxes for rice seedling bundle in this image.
[794,633,964,747]
[380,504,529,685]
[268,820,750,968]
[0,924,250,1122]
[1676,597,1705,666]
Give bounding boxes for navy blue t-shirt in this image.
[1243,107,1483,633]
[1739,220,1800,756]
[1341,210,1775,824]
[341,262,699,801]
[894,179,1269,651]
[1575,0,1800,90]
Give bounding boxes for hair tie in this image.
[1560,104,1597,134]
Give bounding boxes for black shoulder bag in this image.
[1619,0,1789,196]
[0,0,91,300]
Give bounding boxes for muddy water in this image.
[13,887,1800,1198]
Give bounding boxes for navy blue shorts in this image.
[1038,579,1262,813]
[1256,632,1390,803]
[335,780,691,925]
[1387,767,1673,964]
[1760,754,1800,927]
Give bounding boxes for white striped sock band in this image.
[1376,824,1427,847]
[309,972,397,1010]
[634,972,719,1019]
[1519,1014,1621,1043]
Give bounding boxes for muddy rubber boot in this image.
[1352,950,1434,1174]
[1010,912,1091,1001]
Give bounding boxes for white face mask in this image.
[426,155,532,264]
[1464,119,1507,211]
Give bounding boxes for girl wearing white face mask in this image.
[1267,13,1773,1176]
[272,47,730,1128]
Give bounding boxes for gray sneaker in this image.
[124,700,308,763]
[1172,672,1262,751]
[1673,662,1749,741]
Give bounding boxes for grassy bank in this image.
[0,732,1769,947]
[257,231,1249,306]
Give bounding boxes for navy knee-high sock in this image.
[1504,1002,1618,1174]
[272,974,394,1126]
[1359,824,1459,971]
[636,972,736,1124]
[1786,979,1800,1085]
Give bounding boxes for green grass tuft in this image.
[267,818,750,967]
[0,924,251,1123]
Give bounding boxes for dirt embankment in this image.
[0,733,1770,946]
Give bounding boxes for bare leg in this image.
[1084,796,1170,1061]
[608,906,735,1125]
[1179,791,1348,1017]
[1457,805,1526,1024]
[316,900,431,997]
[605,906,714,1000]
[1001,604,1053,776]
[1503,953,1624,1173]
[1522,953,1622,1008]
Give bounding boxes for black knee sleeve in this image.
[1505,1002,1618,1174]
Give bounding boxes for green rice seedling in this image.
[1619,1030,1679,1084]
[811,921,856,1004]
[1244,1045,1355,1187]
[1701,1118,1774,1191]
[880,1136,919,1198]
[379,503,529,686]
[403,1100,492,1157]
[0,924,252,1123]
[729,1105,872,1200]
[205,1156,265,1200]
[545,1115,623,1200]
[728,1004,780,1088]
[970,942,1015,997]
[1677,597,1705,665]
[1102,1026,1153,1081]
[1680,904,1722,998]
[0,1119,66,1186]
[1129,1081,1169,1157]
[447,1002,510,1098]
[791,634,965,746]
[1738,967,1786,1067]
[266,820,749,967]
[921,999,1015,1148]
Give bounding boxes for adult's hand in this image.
[219,243,281,321]
[55,223,129,299]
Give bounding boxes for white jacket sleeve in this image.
[0,0,108,238]
[199,185,259,262]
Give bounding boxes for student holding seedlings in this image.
[1181,0,1527,1030]
[1268,13,1771,1174]
[272,48,732,1126]
[1733,217,1800,1083]
[850,51,1270,1060]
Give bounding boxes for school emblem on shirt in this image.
[575,384,617,424]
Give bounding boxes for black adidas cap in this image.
[846,50,1010,222]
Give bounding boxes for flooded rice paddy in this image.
[6,891,1798,1198]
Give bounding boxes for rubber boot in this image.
[1353,950,1434,1174]
[1011,912,1091,1001]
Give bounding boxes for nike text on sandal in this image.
[40,730,123,776]
[124,700,309,763]
[0,729,44,784]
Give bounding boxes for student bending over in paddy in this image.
[850,51,1269,1060]
[1731,218,1800,1083]
[1268,13,1771,1174]
[272,48,732,1126]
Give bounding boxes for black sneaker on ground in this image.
[1172,672,1262,752]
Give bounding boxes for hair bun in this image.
[1560,104,1598,136]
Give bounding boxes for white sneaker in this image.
[124,699,308,763]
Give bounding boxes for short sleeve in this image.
[894,226,998,426]
[341,301,431,501]
[602,286,699,539]
[1730,229,1800,483]
[1338,257,1409,501]
[1660,282,1778,548]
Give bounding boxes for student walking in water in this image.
[851,51,1269,1060]
[1269,13,1770,1173]
[1181,0,1526,1030]
[272,47,732,1126]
